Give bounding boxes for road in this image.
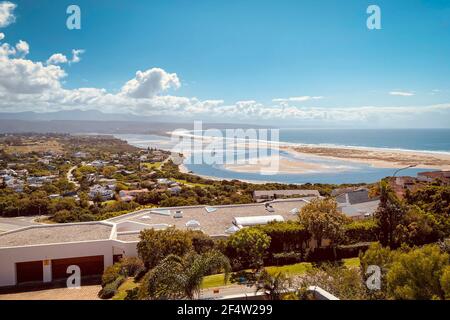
[66,165,80,189]
[200,284,256,299]
[0,215,45,233]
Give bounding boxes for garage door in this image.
[52,255,104,280]
[16,261,43,284]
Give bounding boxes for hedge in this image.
[344,220,379,244]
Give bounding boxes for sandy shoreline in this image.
[282,145,450,170]
[127,132,450,179]
[223,157,330,174]
[168,130,450,170]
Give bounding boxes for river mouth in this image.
[113,133,444,184]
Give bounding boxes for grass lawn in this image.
[343,257,361,268]
[143,162,162,170]
[173,178,210,188]
[112,278,139,300]
[2,139,63,154]
[201,258,360,289]
[103,200,118,206]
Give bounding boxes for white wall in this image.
[0,240,116,287]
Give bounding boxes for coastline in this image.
[167,130,450,170]
[281,145,450,170]
[119,132,450,183]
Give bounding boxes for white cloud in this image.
[47,49,84,65]
[47,53,68,65]
[389,91,415,96]
[0,1,16,28]
[15,40,29,57]
[0,32,4,41]
[120,67,180,99]
[0,40,66,94]
[0,34,449,128]
[272,96,323,103]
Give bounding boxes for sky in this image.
[0,0,450,127]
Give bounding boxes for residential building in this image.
[334,188,379,220]
[335,188,370,205]
[88,184,115,201]
[118,189,149,202]
[252,189,320,202]
[417,171,450,184]
[0,197,321,287]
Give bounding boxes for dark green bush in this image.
[98,276,125,299]
[344,220,379,244]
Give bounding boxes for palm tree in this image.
[138,250,231,300]
[255,270,292,300]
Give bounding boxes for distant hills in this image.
[0,109,159,122]
[0,109,271,134]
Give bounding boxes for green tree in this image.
[228,228,271,269]
[395,206,444,246]
[441,266,450,300]
[137,228,193,269]
[297,263,367,300]
[359,242,394,299]
[298,198,349,248]
[375,181,406,247]
[102,166,117,178]
[386,244,449,300]
[138,250,230,300]
[255,270,292,300]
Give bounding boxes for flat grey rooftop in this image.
[0,223,113,248]
[117,233,140,242]
[112,198,316,236]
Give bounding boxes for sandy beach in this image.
[281,145,450,170]
[223,157,330,174]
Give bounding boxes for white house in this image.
[0,222,138,287]
[0,197,320,288]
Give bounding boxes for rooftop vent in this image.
[173,210,183,218]
[290,208,299,215]
[225,225,240,234]
[233,215,284,227]
[205,207,218,213]
[150,209,171,216]
[186,220,201,230]
[140,215,151,220]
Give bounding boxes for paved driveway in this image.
[0,285,102,300]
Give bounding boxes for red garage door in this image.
[52,255,104,280]
[16,261,43,284]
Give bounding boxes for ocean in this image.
[115,129,450,184]
[279,128,450,153]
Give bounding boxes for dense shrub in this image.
[269,252,303,265]
[137,228,193,269]
[188,230,215,254]
[227,228,271,269]
[101,257,143,287]
[296,264,368,300]
[344,220,379,244]
[256,221,311,254]
[308,242,372,262]
[98,276,125,299]
[102,263,123,287]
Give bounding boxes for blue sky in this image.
[0,0,450,127]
